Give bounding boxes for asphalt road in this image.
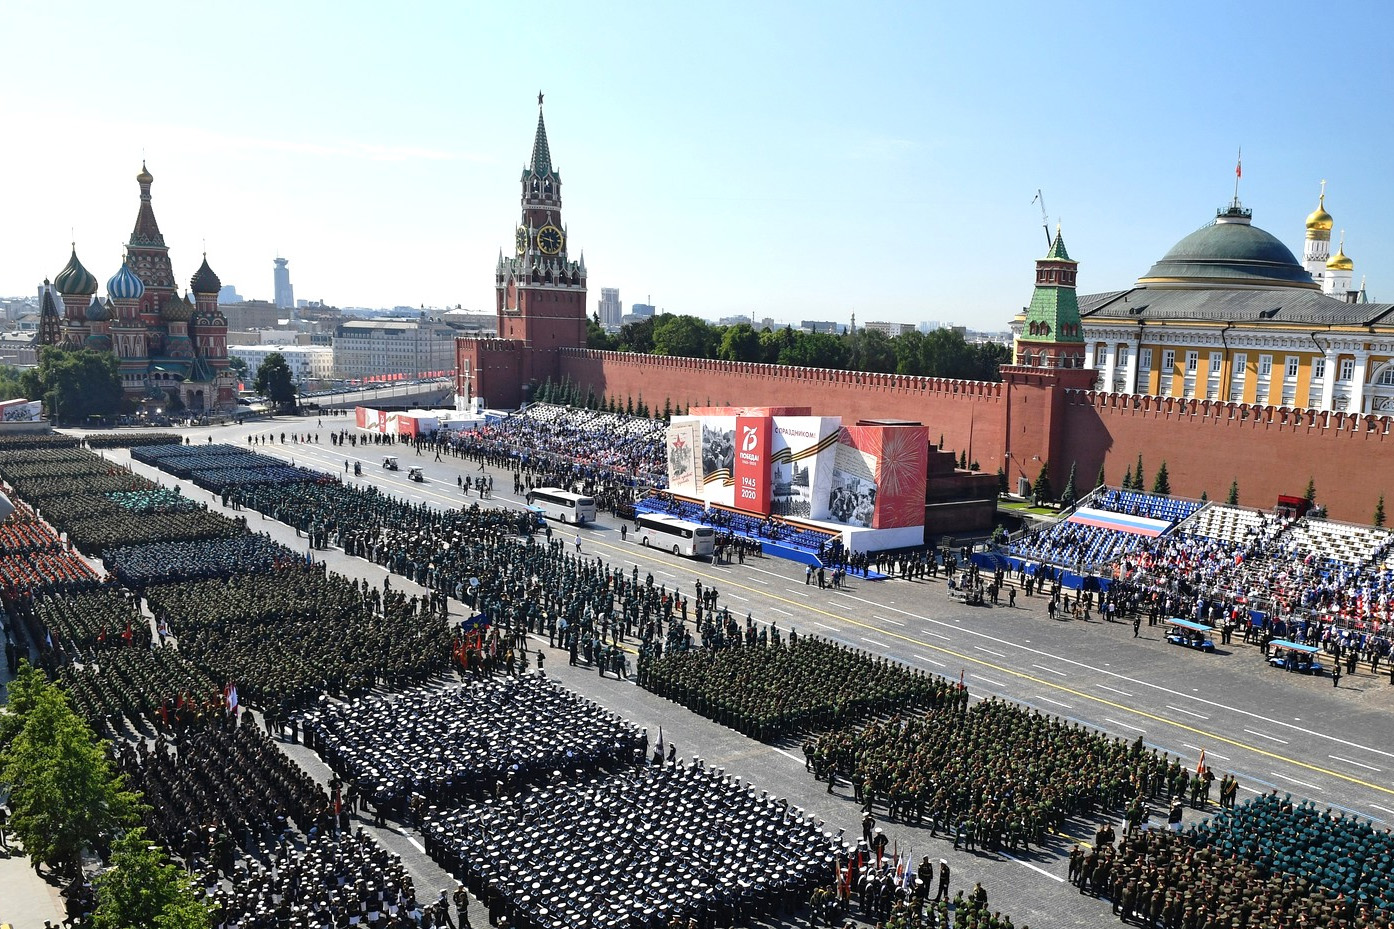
[74,418,1394,929]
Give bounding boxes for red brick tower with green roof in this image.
[1013,225,1087,370]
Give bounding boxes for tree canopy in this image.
[584,314,1010,381]
[0,662,141,876]
[21,345,123,423]
[252,352,298,408]
[93,827,213,929]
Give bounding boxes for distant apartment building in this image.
[630,302,656,318]
[800,320,841,333]
[597,288,622,330]
[862,320,915,337]
[230,344,334,384]
[220,300,283,330]
[331,317,457,379]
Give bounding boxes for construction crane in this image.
[1031,189,1051,248]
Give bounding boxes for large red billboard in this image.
[733,415,772,514]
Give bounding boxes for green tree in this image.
[0,660,49,753]
[1122,464,1133,490]
[226,355,248,379]
[844,327,898,374]
[1151,460,1171,496]
[1032,461,1054,504]
[625,396,634,415]
[1133,455,1145,491]
[1304,477,1317,503]
[1060,462,1079,508]
[0,364,27,401]
[252,352,297,409]
[637,395,649,418]
[662,397,673,421]
[1095,462,1106,489]
[958,450,967,469]
[1376,495,1386,528]
[615,316,657,354]
[586,313,614,350]
[777,331,847,369]
[716,323,763,363]
[1200,490,1208,502]
[2,683,140,876]
[1226,479,1240,505]
[23,344,123,424]
[995,466,1008,495]
[651,314,718,359]
[93,827,213,929]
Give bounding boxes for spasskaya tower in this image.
[496,92,587,350]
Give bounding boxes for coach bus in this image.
[526,487,597,524]
[635,513,716,558]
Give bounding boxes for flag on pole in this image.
[1235,148,1242,179]
[224,682,239,716]
[1195,748,1206,774]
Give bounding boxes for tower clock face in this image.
[537,225,563,255]
[516,227,527,255]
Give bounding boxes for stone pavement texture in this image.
[2,418,1392,929]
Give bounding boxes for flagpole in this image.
[1233,147,1242,205]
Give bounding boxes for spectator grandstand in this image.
[448,403,667,487]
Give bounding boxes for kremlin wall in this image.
[459,102,1394,525]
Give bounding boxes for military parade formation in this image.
[0,419,1391,929]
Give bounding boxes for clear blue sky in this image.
[5,0,1392,329]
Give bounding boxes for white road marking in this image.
[975,646,1007,658]
[812,622,837,630]
[1329,754,1382,772]
[1165,704,1211,721]
[837,591,1394,761]
[769,607,792,616]
[1097,684,1134,697]
[860,637,891,649]
[1270,771,1323,791]
[914,653,946,668]
[1237,784,1261,794]
[924,630,951,641]
[972,674,1006,688]
[1031,663,1066,677]
[786,588,810,596]
[1001,851,1065,882]
[1104,717,1146,733]
[1244,728,1290,745]
[1372,804,1394,815]
[1182,744,1229,761]
[874,615,906,626]
[1034,695,1073,709]
[728,594,749,601]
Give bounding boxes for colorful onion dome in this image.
[55,246,99,296]
[106,261,145,301]
[190,254,222,295]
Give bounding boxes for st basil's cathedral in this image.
[38,163,235,413]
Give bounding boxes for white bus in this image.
[636,513,716,557]
[526,487,597,524]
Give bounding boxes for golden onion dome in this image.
[1327,247,1353,272]
[1306,194,1333,233]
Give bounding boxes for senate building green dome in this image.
[1138,203,1318,290]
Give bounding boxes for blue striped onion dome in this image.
[106,261,145,300]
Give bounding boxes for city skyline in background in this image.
[4,1,1392,329]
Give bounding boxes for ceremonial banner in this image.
[665,420,699,495]
[733,415,772,514]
